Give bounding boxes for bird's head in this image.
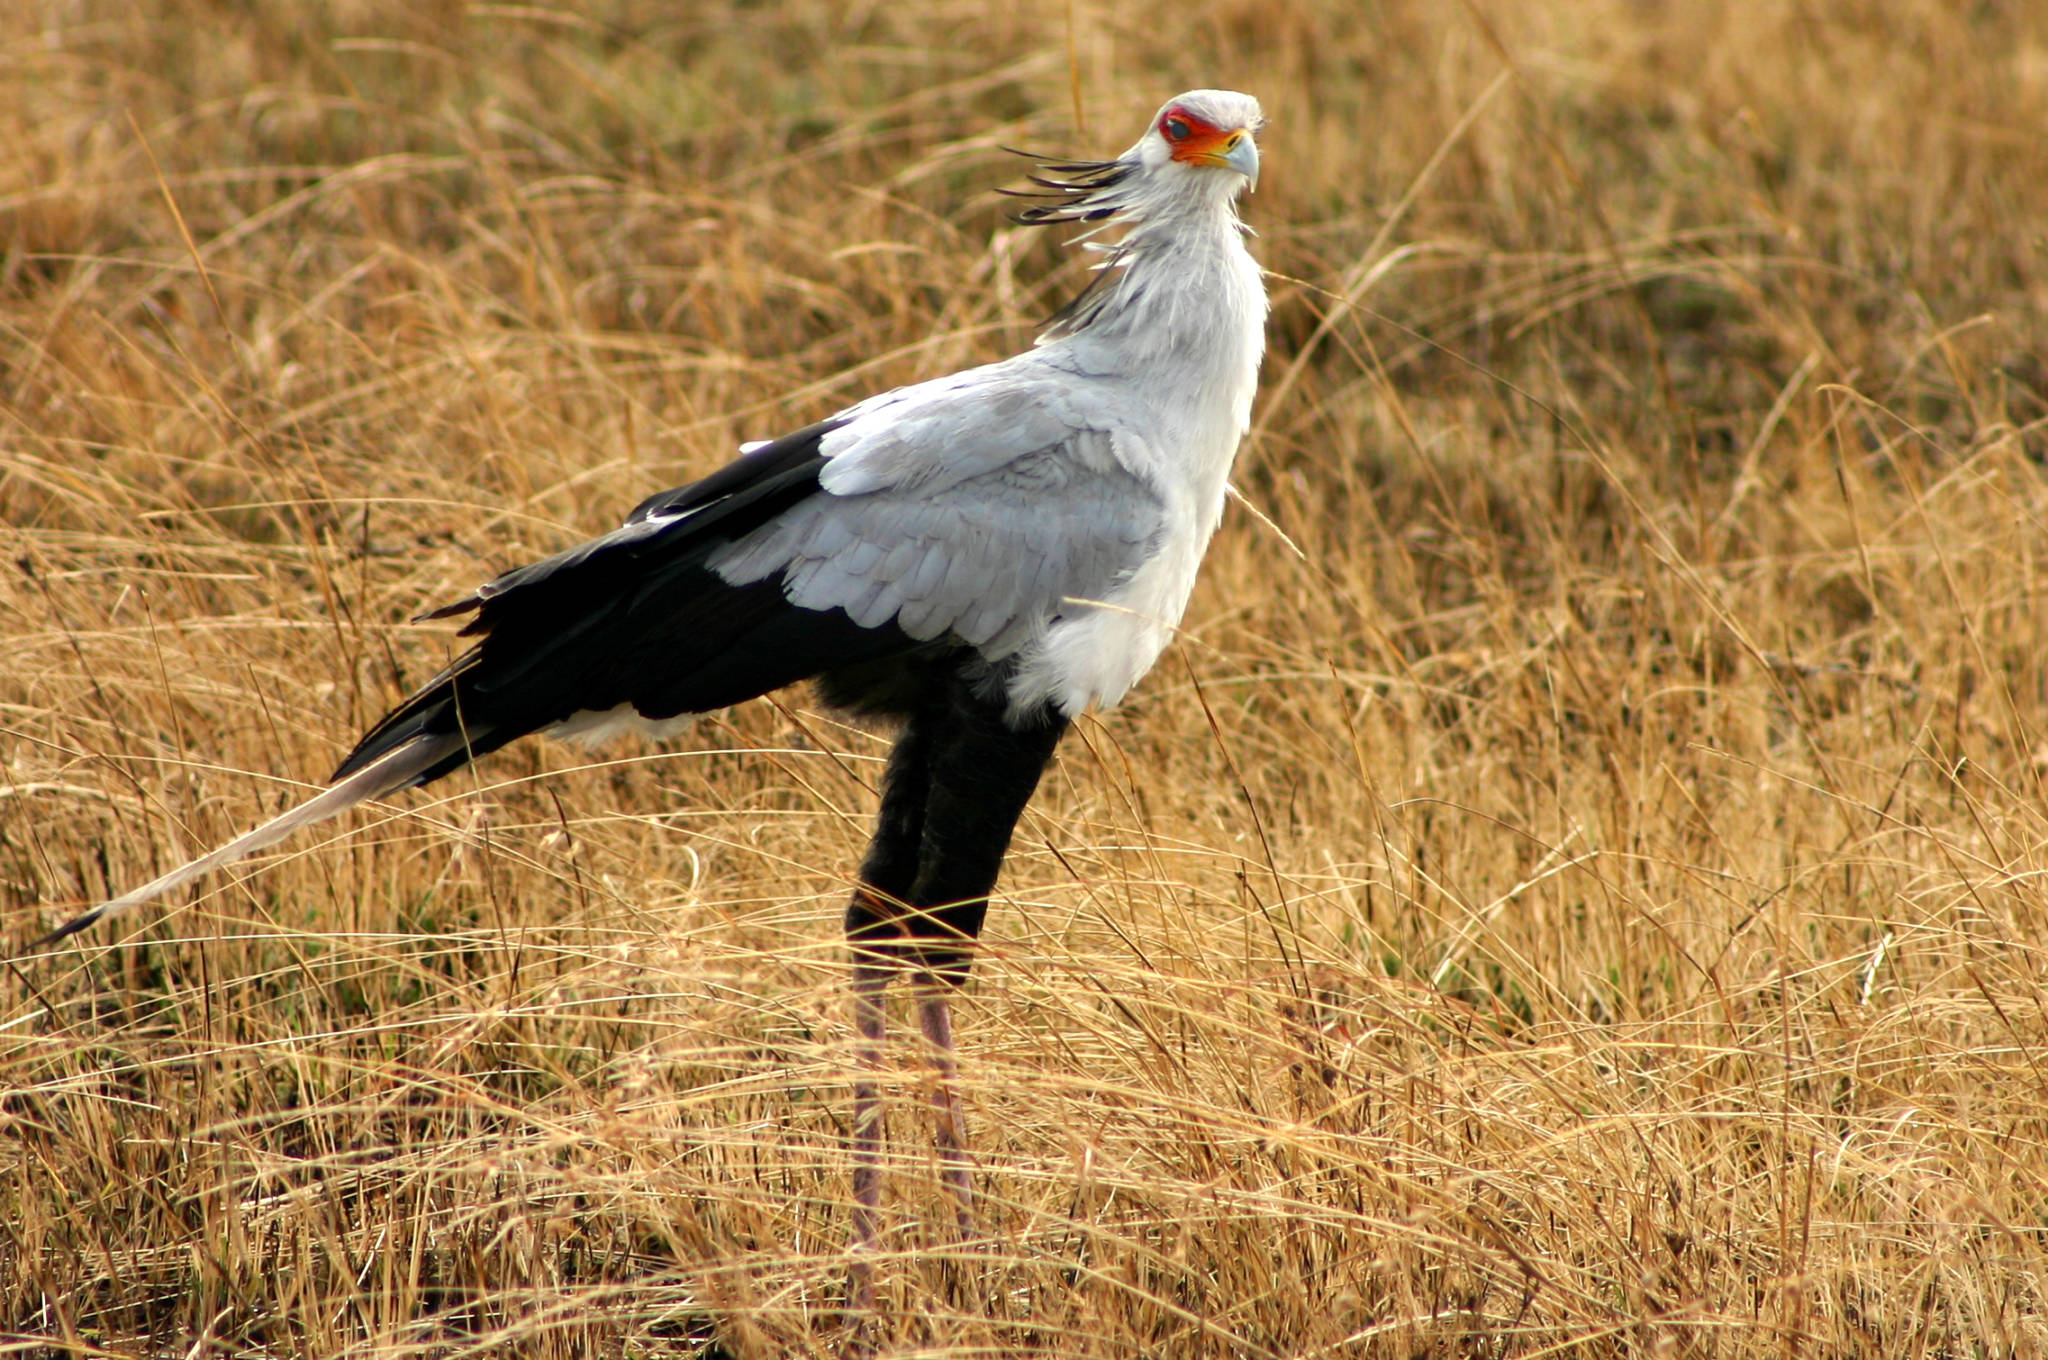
[1133,90,1263,194]
[1005,89,1264,227]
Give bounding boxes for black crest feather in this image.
[996,149,1130,225]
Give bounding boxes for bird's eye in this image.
[1163,116,1191,142]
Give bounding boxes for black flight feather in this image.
[333,416,915,788]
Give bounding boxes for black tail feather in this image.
[334,419,916,789]
[39,418,920,948]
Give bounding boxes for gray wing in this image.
[708,425,1164,660]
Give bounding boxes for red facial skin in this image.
[1159,106,1250,168]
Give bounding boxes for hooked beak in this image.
[1173,123,1261,191]
[1222,131,1260,191]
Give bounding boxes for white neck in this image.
[1039,179,1268,517]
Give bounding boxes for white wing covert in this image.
[710,396,1164,662]
[811,362,1115,497]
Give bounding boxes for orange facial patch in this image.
[1159,107,1247,167]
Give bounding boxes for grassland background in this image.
[4,1,2048,1355]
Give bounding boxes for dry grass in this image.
[5,0,2048,1355]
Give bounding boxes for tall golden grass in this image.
[5,0,2048,1354]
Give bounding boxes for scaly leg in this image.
[843,718,934,1316]
[847,959,890,1314]
[914,976,976,1241]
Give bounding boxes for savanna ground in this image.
[4,1,2047,1355]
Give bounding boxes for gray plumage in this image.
[716,86,1268,720]
[31,88,1270,956]
[712,394,1162,663]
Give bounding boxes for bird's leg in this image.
[886,679,1070,1246]
[912,972,976,1242]
[846,954,891,1314]
[843,718,934,1317]
[840,671,1066,1311]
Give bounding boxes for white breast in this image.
[1007,519,1206,716]
[1004,219,1265,718]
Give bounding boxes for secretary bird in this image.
[38,89,1268,1298]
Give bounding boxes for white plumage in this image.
[34,89,1271,1315]
[717,89,1267,717]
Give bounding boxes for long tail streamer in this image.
[30,735,455,949]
